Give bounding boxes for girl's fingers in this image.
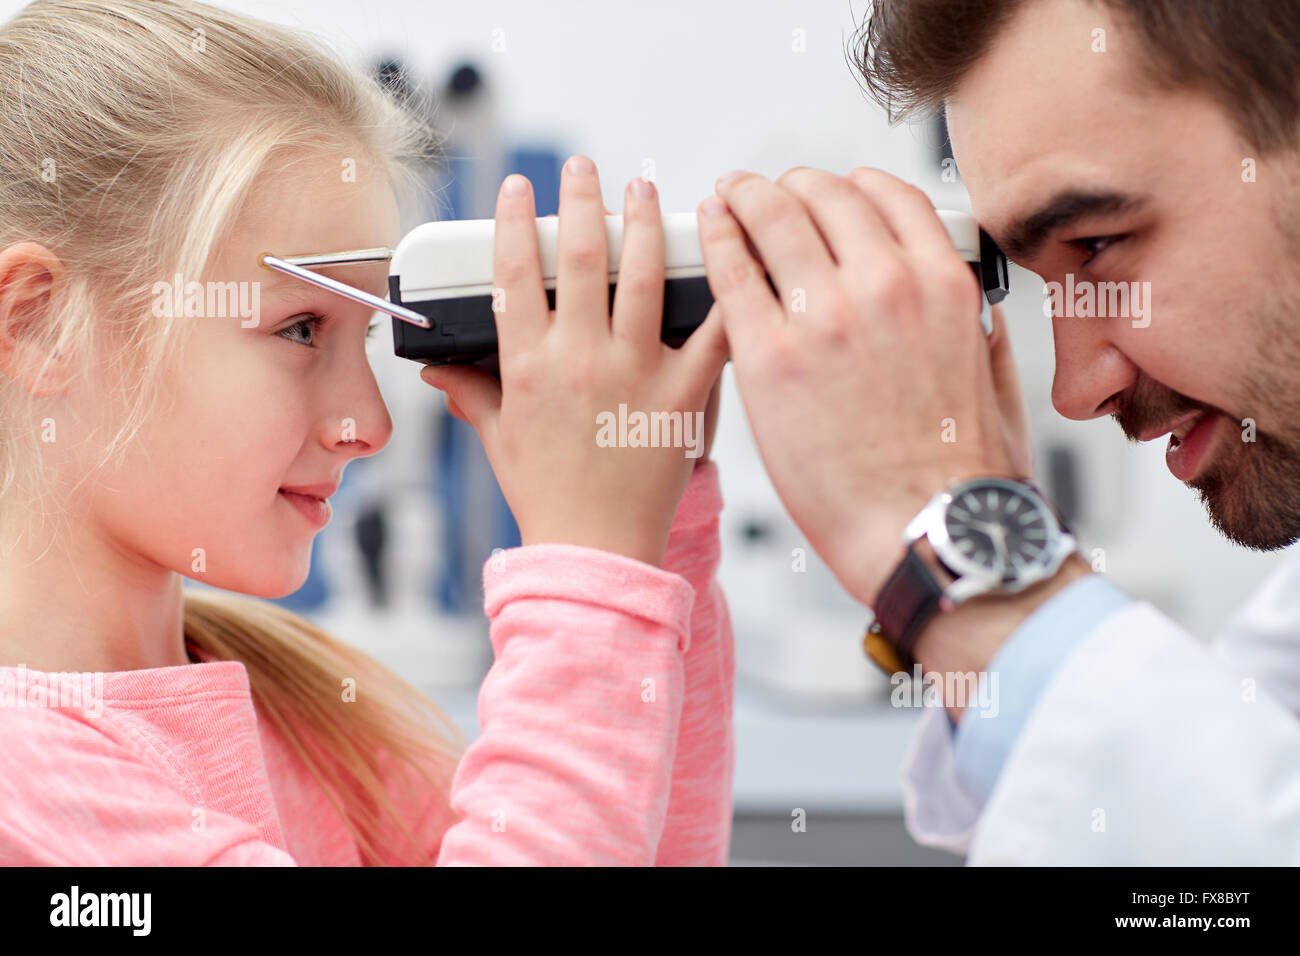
[680,301,730,389]
[420,364,502,440]
[612,176,665,349]
[544,204,612,216]
[492,175,549,366]
[554,155,611,340]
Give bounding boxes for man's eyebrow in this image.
[997,190,1147,261]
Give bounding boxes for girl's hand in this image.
[420,156,729,567]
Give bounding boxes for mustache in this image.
[1112,377,1216,442]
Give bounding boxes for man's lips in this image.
[1143,412,1223,483]
[1136,411,1204,444]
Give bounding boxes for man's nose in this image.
[1049,313,1135,421]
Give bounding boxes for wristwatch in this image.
[863,476,1078,675]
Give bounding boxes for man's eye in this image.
[1069,234,1123,267]
[278,314,324,346]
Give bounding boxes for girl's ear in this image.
[0,241,71,394]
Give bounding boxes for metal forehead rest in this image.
[257,247,431,328]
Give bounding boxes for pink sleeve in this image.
[0,708,297,867]
[434,541,697,865]
[654,461,735,866]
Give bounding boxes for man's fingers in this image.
[848,167,983,319]
[986,303,1034,478]
[988,303,1024,411]
[696,196,784,361]
[846,167,958,262]
[774,167,897,269]
[712,173,839,308]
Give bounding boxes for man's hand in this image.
[697,166,1020,607]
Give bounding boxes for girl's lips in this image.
[279,482,339,499]
[1166,412,1222,482]
[278,489,332,527]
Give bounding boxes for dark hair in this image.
[850,0,1300,153]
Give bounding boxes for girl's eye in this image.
[278,314,324,347]
[1069,234,1123,268]
[278,314,383,348]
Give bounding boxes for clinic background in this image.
[17,0,1287,863]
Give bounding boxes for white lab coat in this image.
[901,545,1300,863]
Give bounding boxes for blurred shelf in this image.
[311,602,923,816]
[731,681,921,814]
[420,676,922,816]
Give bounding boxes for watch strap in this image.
[869,541,946,671]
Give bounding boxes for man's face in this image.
[946,0,1300,550]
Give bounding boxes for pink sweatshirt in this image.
[0,462,734,866]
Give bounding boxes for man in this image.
[695,0,1300,862]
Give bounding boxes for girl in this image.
[0,0,733,865]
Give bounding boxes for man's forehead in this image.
[942,1,1161,259]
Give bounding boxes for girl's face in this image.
[79,153,399,598]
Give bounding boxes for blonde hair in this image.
[0,0,464,864]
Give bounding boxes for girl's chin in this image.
[189,542,314,600]
[247,567,313,601]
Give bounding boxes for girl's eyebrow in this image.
[257,250,429,328]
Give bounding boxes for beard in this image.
[1112,279,1300,551]
[1190,420,1300,550]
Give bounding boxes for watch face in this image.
[941,480,1055,581]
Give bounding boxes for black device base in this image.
[391,273,716,369]
[391,233,1006,369]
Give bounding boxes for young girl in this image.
[0,0,733,865]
